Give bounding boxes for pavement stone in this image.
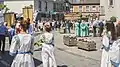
[54,32,101,67]
[0,32,102,67]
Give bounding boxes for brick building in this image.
[69,0,100,18]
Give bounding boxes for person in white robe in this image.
[101,31,112,67]
[9,23,35,67]
[101,22,116,67]
[108,23,120,67]
[109,38,120,67]
[40,22,57,67]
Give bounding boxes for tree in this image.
[0,4,9,13]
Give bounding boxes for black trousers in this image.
[0,35,6,52]
[99,27,104,37]
[93,26,96,37]
[9,36,12,45]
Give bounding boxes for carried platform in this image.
[64,12,81,20]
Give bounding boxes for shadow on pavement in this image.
[0,51,14,67]
[57,65,68,67]
[78,47,97,51]
[34,48,42,51]
[34,58,42,67]
[0,51,42,67]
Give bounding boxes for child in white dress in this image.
[9,23,35,67]
[101,22,116,67]
[40,22,57,67]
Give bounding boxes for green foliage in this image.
[0,4,6,9]
[0,4,9,13]
[110,16,117,22]
[34,39,44,46]
[5,7,9,13]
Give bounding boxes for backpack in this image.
[99,22,104,27]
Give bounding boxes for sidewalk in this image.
[55,32,102,63]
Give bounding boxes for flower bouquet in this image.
[34,40,44,46]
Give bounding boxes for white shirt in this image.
[52,21,55,26]
[16,23,20,28]
[39,23,43,28]
[93,20,98,27]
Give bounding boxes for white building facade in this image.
[100,0,120,21]
[4,0,34,13]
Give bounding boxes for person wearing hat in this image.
[40,22,57,67]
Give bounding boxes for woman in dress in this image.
[75,21,80,37]
[40,22,57,67]
[108,22,120,67]
[101,22,116,67]
[80,22,86,37]
[9,23,35,67]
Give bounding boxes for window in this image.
[79,6,82,12]
[74,0,79,3]
[56,3,59,12]
[38,1,41,11]
[92,6,96,11]
[92,6,96,8]
[74,0,77,2]
[82,6,86,12]
[109,0,113,5]
[60,4,63,11]
[86,6,89,12]
[100,6,105,14]
[53,3,56,12]
[45,1,47,11]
